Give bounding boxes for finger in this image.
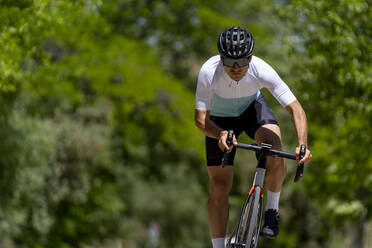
[227,141,233,152]
[223,139,229,150]
[299,156,306,164]
[219,139,229,152]
[295,147,300,159]
[299,157,307,164]
[299,151,311,164]
[297,147,308,160]
[300,158,309,165]
[233,135,238,146]
[218,139,226,151]
[227,135,236,152]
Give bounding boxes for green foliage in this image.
[122,164,209,247]
[4,0,370,247]
[281,0,372,222]
[0,104,124,247]
[0,0,54,92]
[1,0,210,247]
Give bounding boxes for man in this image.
[194,26,312,248]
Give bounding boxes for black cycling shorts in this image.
[206,94,278,166]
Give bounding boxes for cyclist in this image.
[194,26,312,248]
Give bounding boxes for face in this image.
[221,56,251,81]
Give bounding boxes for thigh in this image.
[254,93,278,126]
[240,93,278,139]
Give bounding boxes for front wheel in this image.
[245,187,263,248]
[226,186,263,248]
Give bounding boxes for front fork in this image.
[248,185,264,198]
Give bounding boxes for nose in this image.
[232,63,240,70]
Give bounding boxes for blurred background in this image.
[0,0,371,247]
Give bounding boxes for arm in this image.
[253,57,311,163]
[194,109,223,138]
[194,109,236,152]
[285,100,308,146]
[285,100,312,164]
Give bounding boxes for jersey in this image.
[195,55,296,117]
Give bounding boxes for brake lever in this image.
[294,144,306,183]
[221,130,234,168]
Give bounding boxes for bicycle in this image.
[221,130,306,248]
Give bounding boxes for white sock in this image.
[212,237,225,248]
[265,190,281,211]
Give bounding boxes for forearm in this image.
[204,118,227,139]
[195,110,226,139]
[293,109,308,146]
[286,101,308,146]
[285,101,312,164]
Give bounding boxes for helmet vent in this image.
[217,26,254,59]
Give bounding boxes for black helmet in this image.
[217,26,254,58]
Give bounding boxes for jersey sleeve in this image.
[195,66,213,110]
[256,59,296,107]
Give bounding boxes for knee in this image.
[255,124,282,150]
[209,175,232,198]
[268,137,282,150]
[259,133,282,150]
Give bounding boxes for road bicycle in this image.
[221,130,306,248]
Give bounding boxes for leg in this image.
[240,95,283,238]
[255,124,284,238]
[254,124,286,192]
[207,165,234,239]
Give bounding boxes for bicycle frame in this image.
[226,143,272,248]
[223,130,306,248]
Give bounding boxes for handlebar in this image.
[236,142,296,160]
[220,130,306,183]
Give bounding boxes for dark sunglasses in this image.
[222,56,251,67]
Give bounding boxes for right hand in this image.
[217,130,237,152]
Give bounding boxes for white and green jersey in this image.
[195,55,296,117]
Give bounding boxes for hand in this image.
[296,146,312,165]
[217,130,237,152]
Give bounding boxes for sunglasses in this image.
[222,56,251,67]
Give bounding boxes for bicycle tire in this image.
[245,187,263,248]
[227,187,263,248]
[226,192,253,247]
[237,193,254,244]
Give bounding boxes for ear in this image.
[249,55,253,62]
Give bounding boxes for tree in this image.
[281,1,372,247]
[1,0,333,247]
[1,1,208,247]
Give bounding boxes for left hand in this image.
[296,146,312,165]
